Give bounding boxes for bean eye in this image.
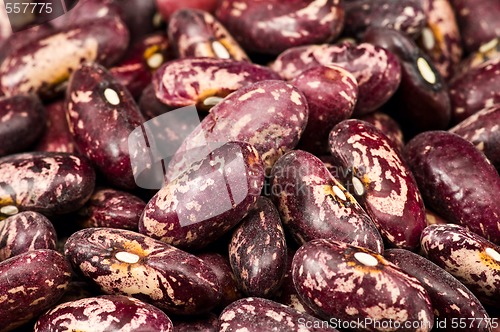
[102,87,121,106]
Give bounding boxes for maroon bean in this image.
[50,0,123,30]
[0,249,72,332]
[168,9,248,61]
[270,150,384,253]
[35,100,76,154]
[404,131,500,244]
[329,120,426,250]
[64,228,222,315]
[358,112,405,152]
[0,94,46,157]
[66,62,145,190]
[0,24,54,64]
[216,0,344,55]
[139,84,172,119]
[456,37,500,77]
[0,152,95,215]
[119,0,162,42]
[156,0,218,21]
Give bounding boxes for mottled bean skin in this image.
[153,58,280,109]
[66,62,146,190]
[292,239,434,331]
[50,0,123,31]
[0,24,54,64]
[140,141,264,250]
[385,248,491,332]
[34,295,173,332]
[292,65,358,154]
[216,0,344,55]
[343,0,426,39]
[271,42,401,114]
[404,131,500,244]
[167,80,308,178]
[168,9,248,61]
[456,37,500,77]
[0,17,129,98]
[219,297,336,332]
[270,150,384,253]
[0,249,72,332]
[35,101,75,154]
[64,228,221,315]
[0,152,95,215]
[79,188,146,231]
[173,313,219,332]
[358,112,405,152]
[421,224,500,307]
[0,211,56,261]
[229,197,286,297]
[449,57,500,125]
[0,94,46,157]
[329,120,426,250]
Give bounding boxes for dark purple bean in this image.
[364,27,451,135]
[449,57,500,125]
[343,0,426,39]
[79,188,146,231]
[156,0,218,21]
[270,150,384,253]
[358,112,405,152]
[229,197,287,297]
[153,58,280,110]
[50,0,123,30]
[173,313,219,332]
[216,0,344,55]
[0,211,56,261]
[0,94,46,157]
[119,0,162,42]
[167,80,308,178]
[0,249,71,332]
[385,248,491,332]
[421,224,500,308]
[292,239,434,330]
[64,228,221,315]
[168,9,248,61]
[139,84,172,119]
[139,141,264,250]
[0,17,129,98]
[292,65,358,154]
[35,100,76,154]
[404,131,500,244]
[456,37,500,77]
[449,0,500,53]
[0,24,54,64]
[449,105,500,169]
[0,152,95,215]
[219,297,335,332]
[271,42,401,115]
[66,62,145,190]
[417,0,463,80]
[35,295,173,332]
[329,119,426,250]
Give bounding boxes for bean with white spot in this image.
[456,37,500,77]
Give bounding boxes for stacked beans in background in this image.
[0,0,499,331]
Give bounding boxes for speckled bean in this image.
[0,24,54,65]
[358,112,405,152]
[64,228,221,315]
[328,119,426,250]
[35,100,75,154]
[0,211,56,261]
[34,295,173,332]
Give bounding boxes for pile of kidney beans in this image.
[0,0,499,331]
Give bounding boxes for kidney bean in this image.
[364,27,451,135]
[449,0,500,54]
[449,57,500,124]
[0,24,54,64]
[156,0,218,21]
[219,297,335,332]
[139,84,172,119]
[0,17,129,98]
[168,9,248,61]
[425,209,448,226]
[119,0,162,42]
[167,80,308,178]
[421,224,500,308]
[153,58,280,109]
[343,0,426,39]
[0,152,95,215]
[292,239,434,330]
[329,119,426,250]
[66,62,145,190]
[0,94,46,157]
[386,248,491,331]
[270,150,384,253]
[35,100,75,154]
[50,0,123,30]
[0,211,57,261]
[404,131,500,244]
[110,33,170,99]
[0,249,71,332]
[456,37,500,77]
[34,295,173,332]
[292,65,358,154]
[64,228,221,315]
[173,313,219,332]
[358,112,405,152]
[417,0,463,80]
[271,42,401,115]
[140,141,264,250]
